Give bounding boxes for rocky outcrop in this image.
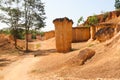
[72,27,90,42]
[43,31,55,40]
[84,10,120,25]
[66,48,95,66]
[0,34,15,51]
[94,27,114,42]
[53,17,73,53]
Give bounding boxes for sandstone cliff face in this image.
[43,31,55,40]
[84,10,120,25]
[83,10,120,42]
[94,27,114,42]
[72,27,90,42]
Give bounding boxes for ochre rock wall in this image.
[17,39,26,50]
[25,34,32,42]
[97,14,105,23]
[95,26,114,42]
[53,17,73,53]
[0,34,13,43]
[72,27,90,42]
[65,48,95,66]
[116,25,120,32]
[43,31,55,40]
[16,39,41,51]
[85,10,120,25]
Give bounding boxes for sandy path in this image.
[2,55,41,80]
[0,38,55,80]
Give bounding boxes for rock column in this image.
[90,26,96,40]
[53,17,73,53]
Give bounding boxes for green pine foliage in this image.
[77,16,84,26]
[115,0,120,9]
[0,0,46,51]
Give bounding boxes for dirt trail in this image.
[0,33,120,80]
[2,55,41,80]
[0,38,55,80]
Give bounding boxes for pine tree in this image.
[23,0,46,52]
[0,0,46,51]
[0,0,21,48]
[77,16,84,26]
[115,0,120,9]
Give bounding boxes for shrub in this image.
[39,31,45,37]
[0,28,11,34]
[30,30,45,39]
[32,33,36,39]
[11,28,25,40]
[77,16,84,26]
[87,15,98,26]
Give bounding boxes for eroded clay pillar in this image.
[53,17,73,53]
[90,26,96,40]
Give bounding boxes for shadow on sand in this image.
[31,49,57,57]
[0,58,11,67]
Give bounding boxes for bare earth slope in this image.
[0,33,120,80]
[30,34,120,79]
[0,55,41,80]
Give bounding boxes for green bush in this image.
[30,30,45,39]
[0,27,45,40]
[32,33,36,39]
[38,31,44,37]
[87,15,98,26]
[11,28,25,40]
[77,16,84,26]
[0,28,11,34]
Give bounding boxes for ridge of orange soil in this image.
[30,32,120,79]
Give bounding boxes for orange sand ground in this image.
[0,32,120,80]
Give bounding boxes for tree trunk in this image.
[14,30,17,49]
[25,28,29,52]
[25,0,29,52]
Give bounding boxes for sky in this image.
[41,0,115,31]
[0,0,115,31]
